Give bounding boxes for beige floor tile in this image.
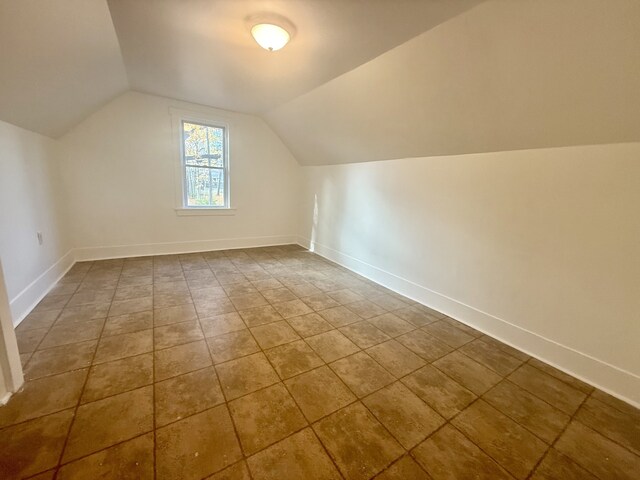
[223,282,258,297]
[229,383,307,455]
[261,287,297,304]
[156,405,242,480]
[63,386,154,462]
[575,395,640,455]
[0,369,86,428]
[110,296,154,316]
[363,382,444,449]
[369,293,409,311]
[484,380,570,443]
[238,305,283,327]
[247,428,341,480]
[207,330,260,364]
[38,318,104,349]
[421,321,474,348]
[154,320,204,349]
[103,311,153,337]
[153,303,198,326]
[250,320,300,349]
[113,284,153,302]
[366,339,425,377]
[16,327,49,353]
[190,285,227,302]
[478,335,529,361]
[528,358,594,394]
[314,402,404,480]
[530,449,598,480]
[153,280,188,295]
[24,340,96,380]
[286,312,333,337]
[57,433,154,480]
[412,424,513,480]
[216,352,279,400]
[194,296,236,317]
[300,293,340,311]
[265,340,324,379]
[392,306,437,327]
[327,289,364,305]
[17,309,60,331]
[395,329,453,362]
[318,305,362,327]
[452,400,548,479]
[433,351,502,395]
[56,303,110,323]
[458,338,524,376]
[288,282,322,297]
[252,278,284,292]
[368,313,414,337]
[330,352,394,398]
[67,289,115,307]
[0,409,74,479]
[306,330,360,362]
[591,389,639,416]
[230,292,269,310]
[345,300,387,319]
[155,366,224,427]
[508,363,587,415]
[272,299,313,318]
[82,353,153,403]
[401,365,476,419]
[285,366,356,422]
[200,312,246,337]
[206,460,251,479]
[374,456,430,479]
[36,294,72,310]
[94,329,153,364]
[154,340,212,381]
[556,421,640,480]
[339,321,391,349]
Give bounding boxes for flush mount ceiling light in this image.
[247,13,295,52]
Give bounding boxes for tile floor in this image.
[1,245,638,479]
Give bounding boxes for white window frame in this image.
[170,108,235,215]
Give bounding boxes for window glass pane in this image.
[183,122,224,167]
[185,166,225,207]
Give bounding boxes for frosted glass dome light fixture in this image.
[251,23,290,51]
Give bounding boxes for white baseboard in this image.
[298,236,640,408]
[9,236,298,326]
[0,391,12,406]
[9,250,75,327]
[74,235,298,261]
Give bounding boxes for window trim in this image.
[170,108,233,212]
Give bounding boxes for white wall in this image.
[299,142,640,405]
[0,120,72,322]
[58,92,301,258]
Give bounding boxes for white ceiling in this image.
[0,0,480,137]
[107,0,481,114]
[0,0,128,138]
[266,0,640,165]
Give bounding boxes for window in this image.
[181,120,229,208]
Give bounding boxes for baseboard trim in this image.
[9,250,75,327]
[0,391,12,406]
[74,235,298,262]
[297,236,640,408]
[9,236,298,326]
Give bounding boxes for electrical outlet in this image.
[37,232,43,245]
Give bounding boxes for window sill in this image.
[175,208,237,216]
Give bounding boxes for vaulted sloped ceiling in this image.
[265,0,640,165]
[0,0,481,138]
[107,0,482,115]
[0,0,128,138]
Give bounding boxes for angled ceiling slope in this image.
[265,0,640,166]
[107,0,483,114]
[0,0,128,138]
